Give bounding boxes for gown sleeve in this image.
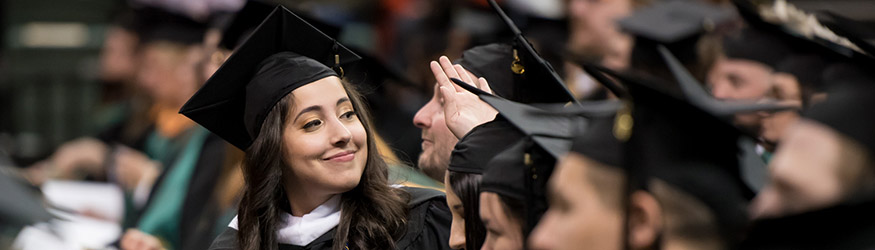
[396,187,453,250]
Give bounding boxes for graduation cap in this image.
[731,0,875,69]
[456,43,516,101]
[179,6,361,150]
[448,117,525,174]
[620,0,736,85]
[217,0,274,51]
[820,11,875,57]
[569,114,623,168]
[135,6,208,45]
[722,26,794,69]
[487,0,578,104]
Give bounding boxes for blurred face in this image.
[283,76,368,196]
[480,192,524,250]
[708,57,774,130]
[445,171,467,249]
[751,120,845,218]
[530,153,625,250]
[413,84,459,181]
[100,27,138,83]
[760,73,802,146]
[567,0,634,69]
[137,43,202,107]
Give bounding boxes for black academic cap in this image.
[731,0,874,68]
[218,0,274,51]
[487,0,578,104]
[479,136,555,237]
[820,11,875,57]
[456,43,516,100]
[569,114,623,167]
[344,47,417,88]
[722,27,794,68]
[136,7,208,45]
[621,0,735,85]
[448,117,525,174]
[180,6,360,150]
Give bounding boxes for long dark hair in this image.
[448,171,486,250]
[237,79,409,250]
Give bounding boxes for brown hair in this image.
[236,80,409,250]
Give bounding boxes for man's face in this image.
[751,120,847,218]
[529,153,625,250]
[760,72,802,146]
[413,84,459,181]
[567,0,634,68]
[708,57,774,130]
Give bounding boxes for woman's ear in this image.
[627,190,662,250]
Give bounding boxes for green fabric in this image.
[388,164,444,190]
[761,150,773,165]
[137,126,209,250]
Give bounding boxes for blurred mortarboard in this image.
[731,0,874,69]
[487,0,578,104]
[820,11,875,57]
[456,43,516,100]
[605,46,799,242]
[448,117,525,174]
[345,47,417,88]
[136,6,209,45]
[569,114,623,168]
[620,0,736,85]
[722,27,794,69]
[180,6,360,150]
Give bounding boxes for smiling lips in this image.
[324,150,356,162]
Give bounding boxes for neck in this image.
[283,178,337,217]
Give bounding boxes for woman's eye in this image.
[303,120,322,129]
[341,111,356,120]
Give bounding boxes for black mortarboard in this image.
[456,43,516,100]
[820,11,875,57]
[722,27,794,68]
[487,0,578,104]
[620,0,736,85]
[136,7,208,45]
[610,46,794,242]
[448,117,525,174]
[569,114,623,167]
[217,0,274,51]
[180,6,360,150]
[479,137,554,238]
[731,0,874,69]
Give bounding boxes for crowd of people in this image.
[2,0,875,249]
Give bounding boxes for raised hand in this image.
[430,56,497,139]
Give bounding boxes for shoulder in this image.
[208,227,239,250]
[396,186,452,250]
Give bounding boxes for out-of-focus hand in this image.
[430,56,498,139]
[46,137,109,179]
[114,146,160,192]
[120,229,166,250]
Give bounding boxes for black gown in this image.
[208,186,452,250]
[742,196,875,250]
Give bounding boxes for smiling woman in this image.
[180,6,451,250]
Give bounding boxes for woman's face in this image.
[445,171,467,249]
[479,192,524,250]
[283,76,368,196]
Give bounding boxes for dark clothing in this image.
[742,197,875,250]
[208,187,452,250]
[179,134,234,250]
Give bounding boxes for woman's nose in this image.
[330,120,352,146]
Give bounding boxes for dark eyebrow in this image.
[293,97,351,123]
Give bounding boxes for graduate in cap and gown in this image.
[179,6,451,250]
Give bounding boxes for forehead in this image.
[290,76,348,107]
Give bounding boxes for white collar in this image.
[228,195,342,246]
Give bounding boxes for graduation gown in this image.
[208,186,452,250]
[742,196,875,250]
